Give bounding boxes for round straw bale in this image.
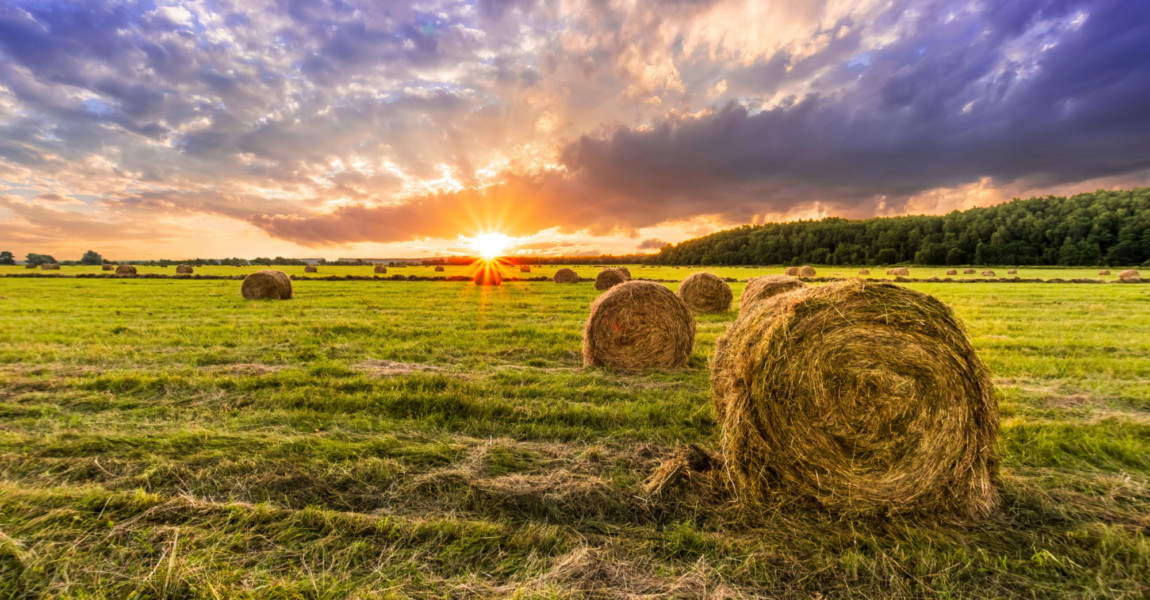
[784,266,800,276]
[798,265,816,277]
[583,281,695,372]
[434,265,445,272]
[678,272,733,313]
[711,279,998,517]
[473,265,502,286]
[304,265,317,273]
[374,265,387,274]
[554,268,579,283]
[242,270,292,299]
[963,269,976,274]
[740,275,805,314]
[888,267,910,276]
[1006,269,1018,274]
[981,270,995,277]
[102,264,113,271]
[595,268,627,291]
[616,266,631,279]
[858,269,870,275]
[1098,269,1110,275]
[25,263,36,269]
[519,265,531,273]
[115,265,136,275]
[40,263,60,270]
[176,265,194,274]
[1119,269,1141,280]
[946,269,958,275]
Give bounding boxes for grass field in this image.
[0,273,1148,598]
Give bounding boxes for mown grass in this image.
[0,276,1147,598]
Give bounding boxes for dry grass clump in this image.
[241,270,293,300]
[946,269,958,275]
[176,264,194,274]
[981,270,996,277]
[858,269,870,275]
[1119,269,1141,280]
[473,264,502,286]
[616,266,631,279]
[583,280,695,373]
[1098,269,1110,275]
[434,265,445,272]
[101,264,113,271]
[739,275,804,314]
[1007,269,1018,274]
[711,279,998,518]
[677,272,733,313]
[554,268,579,284]
[887,267,910,276]
[115,265,137,275]
[40,263,60,270]
[374,265,388,274]
[784,266,800,276]
[595,268,627,291]
[304,265,318,273]
[519,266,531,273]
[964,269,976,274]
[798,265,816,277]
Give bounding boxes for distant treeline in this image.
[653,189,1150,267]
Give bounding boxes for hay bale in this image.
[981,270,995,277]
[582,281,695,372]
[115,265,136,275]
[595,268,627,291]
[554,268,579,284]
[888,267,910,276]
[374,265,387,274]
[798,265,816,277]
[304,265,318,273]
[40,263,60,270]
[473,265,502,286]
[740,275,805,314]
[858,269,870,275]
[946,269,958,275]
[1006,269,1018,275]
[176,265,194,275]
[241,270,293,300]
[616,266,631,279]
[434,265,445,272]
[1119,269,1141,280]
[24,263,36,269]
[711,279,998,517]
[520,266,531,273]
[102,264,113,271]
[963,269,976,274]
[784,266,800,276]
[1098,269,1110,275]
[678,272,733,313]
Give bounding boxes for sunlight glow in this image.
[468,232,514,259]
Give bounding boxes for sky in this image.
[1,0,1149,260]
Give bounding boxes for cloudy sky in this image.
[1,0,1149,259]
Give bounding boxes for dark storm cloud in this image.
[637,239,669,250]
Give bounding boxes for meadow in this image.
[0,270,1147,598]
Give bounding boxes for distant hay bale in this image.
[963,269,976,274]
[798,265,816,277]
[304,265,318,273]
[616,266,631,279]
[1098,270,1110,275]
[740,275,805,314]
[176,265,194,274]
[374,265,387,274]
[711,279,998,517]
[678,272,733,313]
[115,265,136,275]
[946,269,958,275]
[1119,269,1141,280]
[784,267,800,276]
[554,268,579,284]
[102,264,113,271]
[434,265,445,272]
[887,267,910,276]
[473,265,502,286]
[582,280,695,373]
[981,270,995,277]
[25,263,36,269]
[595,268,627,291]
[858,269,870,275]
[1007,269,1018,274]
[520,266,531,273]
[40,263,60,270]
[241,270,293,300]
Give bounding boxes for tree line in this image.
[653,189,1150,266]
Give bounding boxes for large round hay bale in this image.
[1006,269,1018,275]
[616,266,631,279]
[595,268,627,291]
[25,263,36,269]
[519,265,531,273]
[115,265,136,275]
[374,265,387,274]
[740,275,805,314]
[981,270,995,277]
[798,265,816,277]
[40,263,60,270]
[554,268,579,284]
[583,281,695,373]
[434,265,445,272]
[963,269,976,275]
[101,264,113,271]
[887,267,910,276]
[304,265,318,273]
[242,270,293,300]
[1098,269,1110,275]
[946,269,958,275]
[678,272,733,313]
[784,266,800,276]
[711,279,998,517]
[858,269,870,275]
[1119,269,1141,280]
[176,265,194,275]
[473,265,502,286]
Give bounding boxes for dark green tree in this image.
[0,251,14,265]
[79,250,103,265]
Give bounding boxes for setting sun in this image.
[468,233,514,259]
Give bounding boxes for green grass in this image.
[0,275,1147,598]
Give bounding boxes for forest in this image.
[653,189,1150,266]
